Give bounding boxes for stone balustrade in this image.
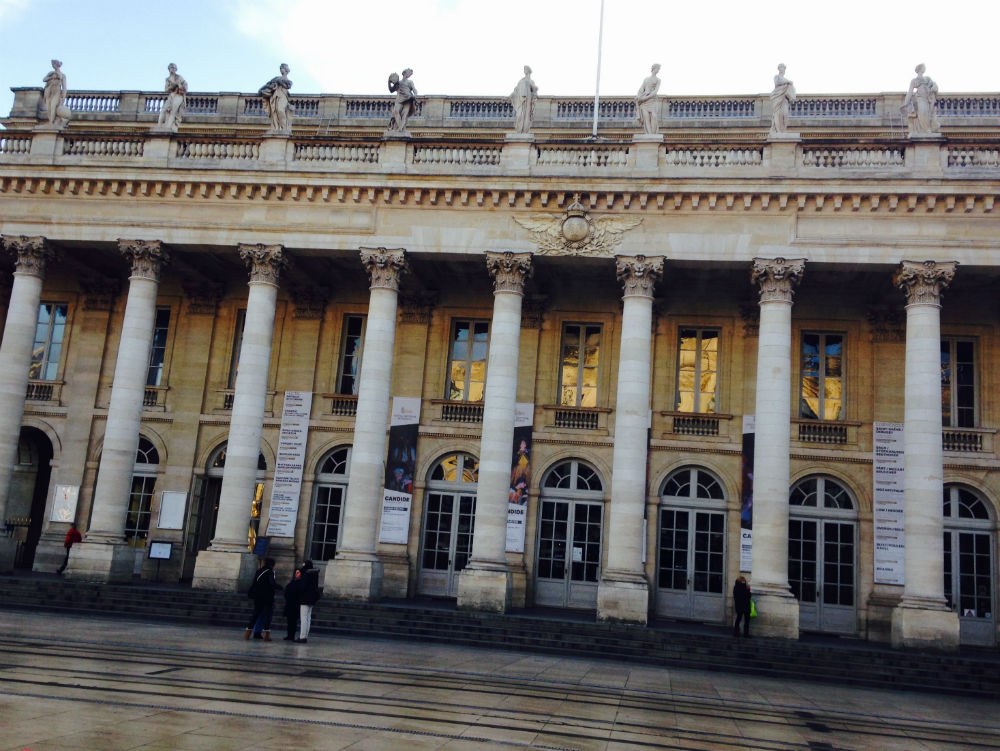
[293,142,380,164]
[0,135,30,155]
[175,139,259,160]
[664,147,763,168]
[62,135,144,157]
[536,145,630,168]
[412,144,501,166]
[802,147,905,169]
[946,147,1000,169]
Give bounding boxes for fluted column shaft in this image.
[468,252,532,566]
[749,258,804,592]
[210,244,286,551]
[337,248,407,558]
[895,260,956,603]
[0,236,55,525]
[88,241,168,542]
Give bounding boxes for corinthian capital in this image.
[751,257,805,303]
[893,260,957,306]
[1,235,55,278]
[359,247,407,291]
[485,251,532,294]
[238,243,286,285]
[615,254,664,298]
[119,239,169,282]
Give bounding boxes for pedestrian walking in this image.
[733,575,752,637]
[56,523,82,574]
[296,560,321,643]
[283,568,304,641]
[244,557,281,641]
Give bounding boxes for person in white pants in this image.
[297,560,321,643]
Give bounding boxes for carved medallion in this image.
[513,198,641,256]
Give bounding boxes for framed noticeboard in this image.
[148,541,172,560]
[157,491,187,530]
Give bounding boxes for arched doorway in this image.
[943,484,996,646]
[182,443,267,580]
[307,446,351,562]
[656,466,727,622]
[534,459,604,609]
[418,452,478,597]
[788,475,858,634]
[8,427,53,569]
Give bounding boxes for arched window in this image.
[943,484,995,644]
[543,460,603,493]
[419,452,479,597]
[125,437,160,547]
[309,446,352,561]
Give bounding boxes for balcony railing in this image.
[942,428,992,453]
[796,421,849,445]
[437,401,484,424]
[26,380,61,403]
[327,394,358,417]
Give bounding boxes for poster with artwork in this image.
[49,485,79,523]
[505,403,533,553]
[739,415,754,572]
[379,397,420,544]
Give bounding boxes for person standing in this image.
[297,560,321,643]
[56,523,82,574]
[283,568,304,641]
[733,575,752,637]
[245,557,281,641]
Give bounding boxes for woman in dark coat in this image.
[733,575,752,637]
[296,560,321,643]
[283,568,305,641]
[245,557,281,641]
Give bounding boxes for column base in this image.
[328,554,383,602]
[891,597,960,651]
[0,536,16,573]
[64,541,136,583]
[191,549,260,592]
[597,572,649,625]
[457,564,511,613]
[378,552,411,599]
[750,586,800,639]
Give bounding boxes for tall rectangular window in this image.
[559,323,601,407]
[30,302,68,381]
[941,338,975,427]
[124,475,155,548]
[447,319,489,401]
[800,332,843,420]
[336,315,367,395]
[146,307,171,386]
[675,328,718,413]
[227,309,246,389]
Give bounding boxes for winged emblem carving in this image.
[513,199,642,256]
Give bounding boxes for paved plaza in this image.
[0,609,997,750]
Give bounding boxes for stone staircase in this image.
[1,574,997,698]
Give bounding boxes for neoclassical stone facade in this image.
[1,80,998,651]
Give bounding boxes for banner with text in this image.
[379,397,420,544]
[873,422,905,585]
[739,415,755,572]
[505,403,534,553]
[265,390,313,537]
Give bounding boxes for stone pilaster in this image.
[330,248,407,601]
[748,257,805,638]
[67,240,168,582]
[457,251,532,613]
[192,244,286,591]
[891,259,960,650]
[0,236,55,572]
[597,255,664,625]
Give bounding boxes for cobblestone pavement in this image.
[0,609,998,750]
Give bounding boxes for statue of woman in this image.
[510,65,538,134]
[156,63,188,132]
[259,63,293,133]
[636,63,661,134]
[42,59,69,128]
[769,63,796,134]
[902,63,939,137]
[387,68,418,132]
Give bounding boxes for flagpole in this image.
[591,0,605,139]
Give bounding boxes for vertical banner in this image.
[739,415,755,572]
[379,397,420,544]
[265,391,313,537]
[505,403,534,553]
[873,422,905,585]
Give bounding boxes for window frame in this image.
[146,306,172,387]
[941,337,977,428]
[227,308,247,389]
[30,301,69,382]
[558,322,602,408]
[799,331,845,421]
[335,314,367,396]
[674,327,720,414]
[445,318,490,402]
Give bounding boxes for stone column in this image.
[67,240,168,582]
[0,236,55,572]
[457,251,533,613]
[192,244,286,591]
[747,257,805,638]
[891,259,961,650]
[597,255,664,625]
[330,248,407,601]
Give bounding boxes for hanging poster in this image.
[739,415,754,572]
[379,397,420,544]
[873,422,905,585]
[49,484,79,523]
[264,390,313,537]
[505,403,534,553]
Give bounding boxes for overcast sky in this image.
[1,0,998,120]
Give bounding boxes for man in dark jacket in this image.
[283,568,305,641]
[733,575,752,637]
[245,557,281,641]
[296,560,321,643]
